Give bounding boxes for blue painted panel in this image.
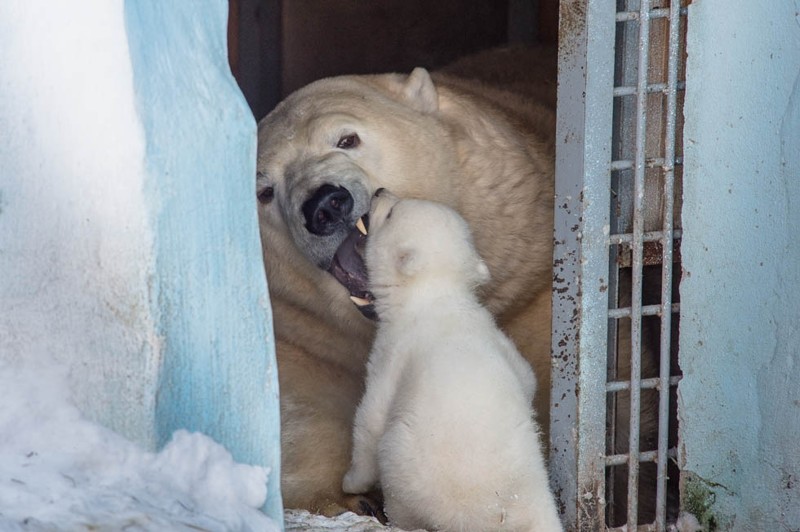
[124,1,282,522]
[681,1,800,528]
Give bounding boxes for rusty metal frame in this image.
[550,1,616,530]
[551,1,685,530]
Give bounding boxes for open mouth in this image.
[326,215,376,320]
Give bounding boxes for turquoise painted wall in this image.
[124,1,282,521]
[680,1,800,529]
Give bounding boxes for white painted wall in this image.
[0,0,282,522]
[680,1,800,529]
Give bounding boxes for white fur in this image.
[343,194,563,532]
[256,52,557,513]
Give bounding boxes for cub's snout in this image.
[302,184,354,236]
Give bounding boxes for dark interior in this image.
[227,2,682,527]
[227,0,559,120]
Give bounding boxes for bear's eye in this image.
[337,133,360,149]
[257,186,274,204]
[256,171,274,204]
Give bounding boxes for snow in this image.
[0,360,280,532]
[0,357,414,531]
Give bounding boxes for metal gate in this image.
[550,0,687,530]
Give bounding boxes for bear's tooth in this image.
[355,217,368,236]
[349,295,371,307]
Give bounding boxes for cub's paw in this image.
[317,493,387,524]
[346,493,387,524]
[342,467,375,495]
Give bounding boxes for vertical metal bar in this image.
[627,0,652,527]
[608,10,639,525]
[654,1,682,528]
[551,1,616,530]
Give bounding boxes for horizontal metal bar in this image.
[608,520,686,531]
[607,302,680,319]
[609,229,683,245]
[615,7,688,23]
[610,156,684,171]
[615,238,683,267]
[613,81,686,97]
[606,450,656,466]
[606,375,682,393]
[605,447,678,467]
[609,524,688,532]
[608,524,656,532]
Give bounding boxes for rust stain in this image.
[616,237,683,267]
[559,0,587,57]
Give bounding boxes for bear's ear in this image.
[401,68,439,113]
[475,260,491,285]
[395,247,423,278]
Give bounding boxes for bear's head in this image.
[365,189,490,308]
[255,69,462,319]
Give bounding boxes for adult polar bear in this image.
[255,49,556,515]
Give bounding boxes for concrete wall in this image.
[0,0,281,522]
[679,1,800,529]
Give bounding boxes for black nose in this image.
[302,184,354,235]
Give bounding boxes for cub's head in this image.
[366,189,490,305]
[255,68,455,318]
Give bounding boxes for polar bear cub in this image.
[342,190,563,532]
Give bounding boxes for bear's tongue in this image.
[327,217,376,320]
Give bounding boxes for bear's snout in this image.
[302,184,354,235]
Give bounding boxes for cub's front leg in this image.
[343,348,401,494]
[342,390,385,493]
[342,414,380,494]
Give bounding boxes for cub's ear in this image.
[401,67,438,113]
[395,246,423,278]
[475,260,491,285]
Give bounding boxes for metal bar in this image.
[609,229,683,245]
[627,0,652,525]
[611,524,692,532]
[608,302,680,319]
[615,7,688,22]
[654,1,683,528]
[606,451,656,467]
[610,156,684,171]
[608,524,657,532]
[606,375,682,393]
[551,1,617,530]
[613,81,686,97]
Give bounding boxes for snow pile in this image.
[0,361,279,532]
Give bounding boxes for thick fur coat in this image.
[343,193,562,532]
[256,51,556,514]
